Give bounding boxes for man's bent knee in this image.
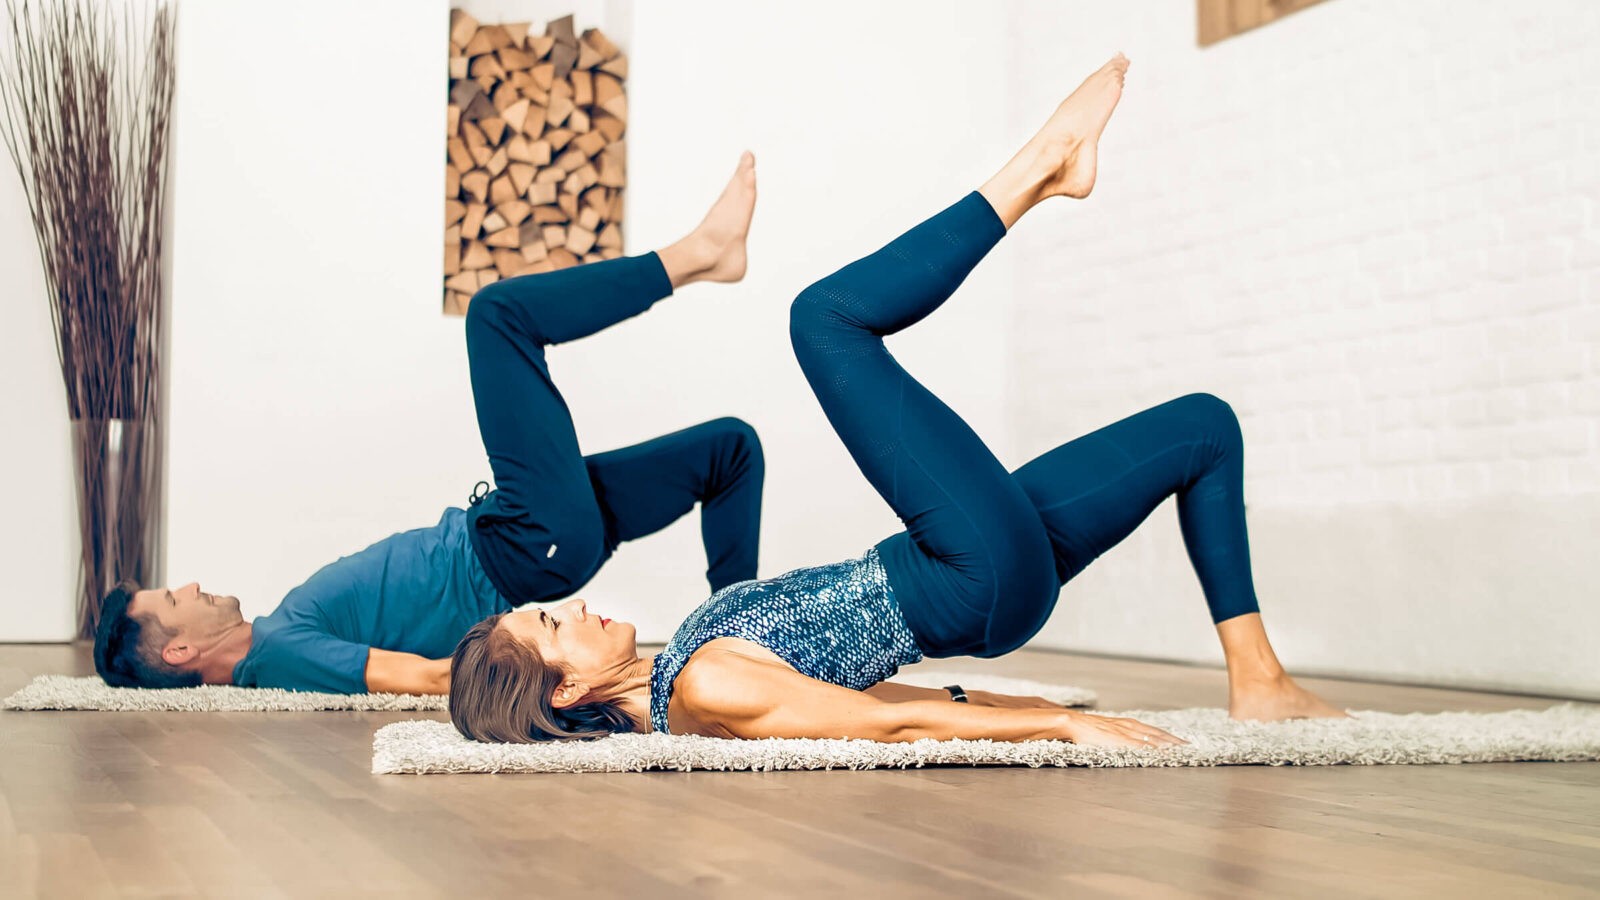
[466,282,548,348]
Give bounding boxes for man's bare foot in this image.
[1032,53,1129,200]
[672,151,757,286]
[1229,674,1350,722]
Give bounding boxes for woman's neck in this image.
[607,654,656,732]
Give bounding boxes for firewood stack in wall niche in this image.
[443,11,627,315]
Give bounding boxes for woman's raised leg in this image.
[1009,394,1260,622]
[790,192,1055,657]
[1009,397,1346,720]
[975,57,1339,718]
[787,57,1137,656]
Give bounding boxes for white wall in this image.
[165,0,474,619]
[0,124,78,641]
[1005,0,1600,697]
[164,0,1013,645]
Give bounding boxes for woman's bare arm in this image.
[674,650,1182,747]
[865,682,1062,709]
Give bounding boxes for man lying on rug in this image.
[448,55,1348,749]
[89,158,771,696]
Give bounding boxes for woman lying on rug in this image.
[449,54,1347,749]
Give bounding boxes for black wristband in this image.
[944,684,969,703]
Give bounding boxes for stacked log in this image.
[443,11,628,315]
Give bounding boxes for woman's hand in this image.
[1058,710,1186,748]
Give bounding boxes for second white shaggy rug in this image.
[372,703,1600,774]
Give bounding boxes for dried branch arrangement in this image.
[0,0,176,637]
[444,11,627,315]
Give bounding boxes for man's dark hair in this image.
[93,580,203,689]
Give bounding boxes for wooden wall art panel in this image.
[1197,0,1331,46]
[443,11,627,315]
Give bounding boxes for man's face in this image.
[128,582,244,657]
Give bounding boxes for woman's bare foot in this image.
[660,151,757,288]
[979,54,1130,227]
[1229,674,1350,722]
[1032,53,1129,200]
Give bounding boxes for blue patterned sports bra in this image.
[648,548,924,734]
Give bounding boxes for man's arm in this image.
[364,648,451,695]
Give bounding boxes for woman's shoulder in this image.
[669,639,797,724]
[678,638,792,693]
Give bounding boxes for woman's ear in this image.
[550,679,588,709]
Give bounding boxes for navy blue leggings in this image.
[464,254,763,605]
[790,192,1258,658]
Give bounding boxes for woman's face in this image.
[498,599,638,684]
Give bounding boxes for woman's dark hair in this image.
[448,612,637,743]
[92,580,203,689]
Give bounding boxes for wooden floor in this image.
[1,644,1596,899]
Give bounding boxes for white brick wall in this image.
[1004,0,1599,697]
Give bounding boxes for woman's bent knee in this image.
[788,284,859,347]
[1177,392,1243,451]
[788,287,829,342]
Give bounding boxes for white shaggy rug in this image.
[372,704,1600,774]
[1,670,1093,713]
